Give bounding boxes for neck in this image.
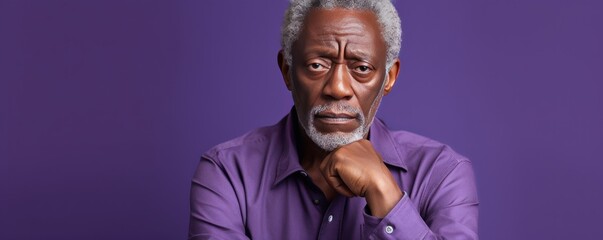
[294,117,330,170]
[294,117,340,201]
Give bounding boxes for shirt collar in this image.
[368,118,408,171]
[273,108,408,187]
[273,108,305,187]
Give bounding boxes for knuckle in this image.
[331,150,345,160]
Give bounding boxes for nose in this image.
[322,64,353,100]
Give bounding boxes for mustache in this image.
[310,103,363,120]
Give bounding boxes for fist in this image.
[320,139,403,217]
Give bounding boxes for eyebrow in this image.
[302,45,376,62]
[346,48,374,61]
[302,46,339,59]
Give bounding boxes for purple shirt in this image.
[189,110,479,239]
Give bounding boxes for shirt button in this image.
[327,215,333,222]
[300,171,308,177]
[385,225,394,234]
[313,199,320,205]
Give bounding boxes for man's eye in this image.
[308,63,326,71]
[355,66,371,72]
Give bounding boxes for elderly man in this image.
[189,0,479,239]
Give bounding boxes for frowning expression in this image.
[279,8,399,150]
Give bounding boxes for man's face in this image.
[282,8,398,151]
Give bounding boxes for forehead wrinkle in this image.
[299,9,381,61]
[317,23,365,38]
[317,37,337,52]
[302,30,382,64]
[303,40,375,64]
[345,45,374,61]
[302,39,338,59]
[315,29,376,62]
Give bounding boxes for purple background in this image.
[2,1,602,239]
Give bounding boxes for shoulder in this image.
[204,126,271,158]
[379,123,474,186]
[381,123,470,164]
[382,125,478,206]
[201,117,288,168]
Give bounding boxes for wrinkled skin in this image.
[277,8,402,218]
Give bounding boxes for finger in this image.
[321,155,357,197]
[325,174,356,197]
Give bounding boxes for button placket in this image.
[316,196,346,240]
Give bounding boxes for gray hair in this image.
[280,0,402,68]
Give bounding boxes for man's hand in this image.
[320,139,403,218]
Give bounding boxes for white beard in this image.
[300,102,367,152]
[296,71,389,152]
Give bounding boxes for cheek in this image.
[355,79,386,121]
[367,92,384,118]
[290,83,316,123]
[291,75,323,108]
[353,79,375,98]
[360,93,380,117]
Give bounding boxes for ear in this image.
[277,50,293,91]
[383,58,400,96]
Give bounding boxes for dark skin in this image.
[277,8,402,218]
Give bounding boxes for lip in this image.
[315,111,357,119]
[315,111,358,124]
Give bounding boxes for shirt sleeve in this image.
[188,154,250,240]
[361,160,479,240]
